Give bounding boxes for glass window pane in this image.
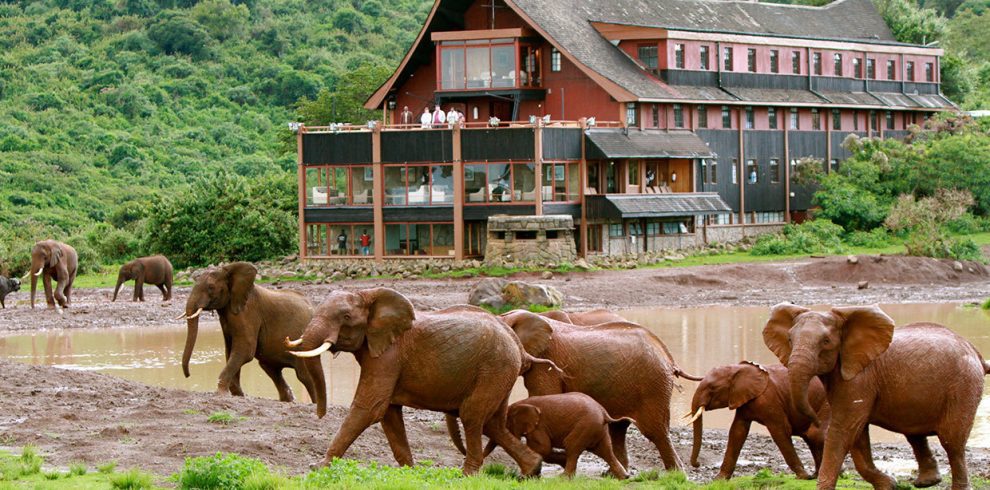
[408,224,427,256]
[306,167,327,206]
[512,163,536,202]
[567,162,580,200]
[551,164,566,201]
[432,224,454,256]
[488,163,511,202]
[491,45,514,88]
[384,166,406,206]
[441,48,465,90]
[408,165,430,205]
[385,224,404,255]
[350,167,374,205]
[431,165,453,204]
[466,47,491,89]
[306,224,327,256]
[465,164,487,203]
[329,168,346,205]
[331,225,354,256]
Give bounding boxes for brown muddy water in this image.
[1,303,989,447]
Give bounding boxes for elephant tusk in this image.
[186,307,203,320]
[173,312,188,320]
[686,406,705,424]
[34,268,43,277]
[289,342,332,358]
[285,337,304,348]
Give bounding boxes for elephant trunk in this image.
[112,273,126,302]
[691,410,704,468]
[182,315,199,378]
[788,353,822,427]
[30,270,37,309]
[302,355,327,418]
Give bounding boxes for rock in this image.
[502,281,564,308]
[467,278,509,309]
[541,271,553,280]
[953,261,964,272]
[857,281,870,290]
[330,271,344,280]
[847,255,859,264]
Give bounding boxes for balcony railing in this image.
[299,119,623,134]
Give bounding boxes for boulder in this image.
[467,278,509,310]
[847,255,859,265]
[857,281,870,290]
[953,261,964,272]
[541,271,553,280]
[574,258,592,271]
[502,281,564,308]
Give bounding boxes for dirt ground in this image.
[1,254,990,484]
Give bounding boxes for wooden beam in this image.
[453,125,465,260]
[296,131,306,260]
[372,127,385,261]
[534,124,543,216]
[430,27,533,42]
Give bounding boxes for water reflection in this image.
[0,303,987,445]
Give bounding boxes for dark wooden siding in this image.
[383,207,454,222]
[542,128,582,161]
[464,205,535,220]
[381,130,454,163]
[543,203,581,218]
[744,131,787,212]
[660,70,719,87]
[302,133,373,165]
[696,129,740,213]
[462,128,535,161]
[304,208,374,223]
[788,132,829,210]
[814,77,866,93]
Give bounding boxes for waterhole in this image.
[1,303,988,446]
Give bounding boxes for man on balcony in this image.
[400,106,415,126]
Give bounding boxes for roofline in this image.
[364,0,444,110]
[634,98,954,111]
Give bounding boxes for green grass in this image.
[109,469,155,489]
[0,449,160,489]
[97,462,118,474]
[206,411,239,426]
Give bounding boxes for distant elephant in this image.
[0,276,20,308]
[485,392,631,479]
[689,361,827,480]
[29,240,78,310]
[498,310,700,471]
[179,262,326,418]
[539,308,626,325]
[763,303,990,489]
[113,255,174,302]
[287,289,543,476]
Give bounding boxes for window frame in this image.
[791,50,801,74]
[769,158,780,184]
[746,159,758,185]
[744,106,754,129]
[550,47,561,72]
[697,105,708,129]
[833,53,843,76]
[770,49,779,74]
[305,165,375,208]
[811,108,821,130]
[832,109,841,130]
[886,59,896,80]
[672,104,684,128]
[721,105,731,129]
[768,107,777,130]
[463,162,538,205]
[700,45,710,70]
[306,222,375,258]
[723,46,733,72]
[789,108,799,130]
[747,48,757,73]
[384,222,456,257]
[813,52,822,76]
[638,44,659,70]
[674,43,685,69]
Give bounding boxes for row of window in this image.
[305,222,457,257]
[607,219,695,238]
[305,162,581,208]
[639,104,902,131]
[700,158,841,186]
[638,43,935,82]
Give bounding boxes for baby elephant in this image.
[689,361,827,480]
[113,255,173,302]
[485,392,630,479]
[0,276,20,308]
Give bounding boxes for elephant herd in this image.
[5,243,988,489]
[1,239,173,310]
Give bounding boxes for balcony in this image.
[433,28,543,93]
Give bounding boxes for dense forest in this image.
[0,0,988,272]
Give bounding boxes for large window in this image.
[925,62,934,82]
[700,46,710,70]
[384,164,453,205]
[306,223,373,257]
[832,109,842,130]
[770,50,779,74]
[721,106,731,129]
[768,107,778,129]
[385,223,455,257]
[744,107,754,129]
[673,104,684,128]
[791,51,801,74]
[723,47,733,71]
[867,58,876,79]
[813,53,822,75]
[834,53,843,76]
[887,60,896,80]
[439,39,538,90]
[906,61,915,81]
[544,162,581,201]
[306,166,374,207]
[639,45,659,70]
[790,108,799,130]
[626,103,637,125]
[464,162,536,203]
[674,44,685,69]
[811,108,821,130]
[747,48,757,72]
[697,105,708,129]
[886,111,895,130]
[853,58,862,78]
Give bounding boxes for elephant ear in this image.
[48,246,62,268]
[360,288,415,358]
[506,311,553,356]
[539,310,570,323]
[832,305,895,381]
[510,404,541,436]
[224,262,257,315]
[728,362,770,410]
[762,303,810,365]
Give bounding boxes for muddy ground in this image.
[1,254,990,484]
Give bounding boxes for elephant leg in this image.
[259,362,293,402]
[381,405,414,467]
[155,284,167,302]
[42,274,55,308]
[217,346,254,396]
[849,427,895,490]
[907,435,941,488]
[543,449,567,467]
[938,430,971,490]
[229,367,245,396]
[317,365,398,467]
[478,400,542,477]
[608,419,631,469]
[591,435,628,479]
[767,422,811,480]
[62,276,73,307]
[294,361,317,404]
[716,416,752,480]
[636,410,683,472]
[134,276,144,302]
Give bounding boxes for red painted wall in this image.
[542,44,619,122]
[463,2,527,30]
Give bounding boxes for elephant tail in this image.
[446,414,467,456]
[983,359,990,375]
[525,354,564,377]
[674,368,703,382]
[604,415,635,425]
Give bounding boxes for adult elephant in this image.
[763,303,990,490]
[286,289,543,476]
[178,262,326,418]
[688,361,827,480]
[113,255,174,302]
[497,310,700,471]
[539,309,625,325]
[28,240,78,310]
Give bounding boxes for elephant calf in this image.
[689,361,826,480]
[113,255,173,302]
[485,392,631,479]
[0,276,20,308]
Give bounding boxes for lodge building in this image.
[296,0,953,260]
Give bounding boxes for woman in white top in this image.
[420,107,432,128]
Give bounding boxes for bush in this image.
[176,453,270,490]
[947,213,990,235]
[885,190,981,260]
[109,469,154,489]
[813,176,889,232]
[844,228,892,248]
[751,219,846,256]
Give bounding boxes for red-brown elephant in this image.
[689,361,827,480]
[28,240,77,311]
[539,309,626,325]
[763,303,990,490]
[287,289,543,476]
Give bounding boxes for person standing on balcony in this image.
[337,230,348,255]
[446,106,459,128]
[432,105,446,128]
[420,107,432,128]
[400,106,415,126]
[359,230,371,256]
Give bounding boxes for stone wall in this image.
[484,215,577,266]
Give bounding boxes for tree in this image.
[146,11,212,59]
[295,64,390,124]
[885,189,980,259]
[191,0,249,41]
[876,0,947,44]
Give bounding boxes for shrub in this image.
[751,219,846,256]
[176,453,270,490]
[844,228,892,248]
[813,176,889,232]
[97,462,117,474]
[109,469,154,489]
[68,463,87,476]
[885,190,981,260]
[947,213,990,235]
[147,11,211,59]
